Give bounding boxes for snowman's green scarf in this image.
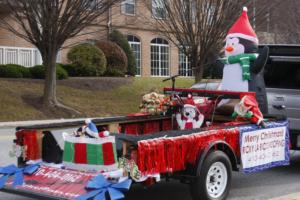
[220,53,258,80]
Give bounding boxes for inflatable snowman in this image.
[219,7,269,113]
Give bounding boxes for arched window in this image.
[151,38,169,76]
[179,47,193,77]
[127,35,141,76]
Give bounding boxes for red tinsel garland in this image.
[23,130,40,160]
[137,128,240,175]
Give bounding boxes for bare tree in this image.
[0,0,120,111]
[145,0,275,82]
[268,0,300,44]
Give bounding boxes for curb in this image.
[270,193,300,200]
[0,118,87,128]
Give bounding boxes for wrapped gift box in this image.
[63,134,118,172]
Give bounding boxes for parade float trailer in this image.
[0,84,289,200]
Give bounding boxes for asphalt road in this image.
[0,128,300,200]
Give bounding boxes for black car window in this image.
[264,61,300,89]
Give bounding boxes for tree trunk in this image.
[42,52,58,107]
[194,61,204,83]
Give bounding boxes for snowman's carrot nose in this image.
[225,46,234,52]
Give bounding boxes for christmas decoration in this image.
[118,157,142,182]
[75,175,132,200]
[137,128,240,175]
[232,95,265,126]
[83,119,99,138]
[176,94,204,130]
[63,133,118,172]
[221,7,259,92]
[22,130,41,161]
[218,6,269,113]
[139,92,171,115]
[0,163,40,189]
[99,131,110,138]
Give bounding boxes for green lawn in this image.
[0,77,194,121]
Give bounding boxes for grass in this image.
[0,77,194,122]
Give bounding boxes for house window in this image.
[127,35,141,76]
[152,0,166,19]
[179,49,193,77]
[151,38,169,77]
[87,0,103,10]
[121,0,135,15]
[181,0,196,22]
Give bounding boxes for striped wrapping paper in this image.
[63,135,118,172]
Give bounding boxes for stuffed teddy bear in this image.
[176,95,204,130]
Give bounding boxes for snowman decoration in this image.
[219,7,269,112]
[176,95,204,130]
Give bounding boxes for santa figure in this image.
[232,95,265,126]
[218,7,269,113]
[176,94,204,130]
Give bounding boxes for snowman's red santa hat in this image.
[184,94,200,113]
[227,7,258,44]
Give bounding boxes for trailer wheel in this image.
[191,151,232,200]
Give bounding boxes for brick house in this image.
[0,0,194,77]
[0,0,283,77]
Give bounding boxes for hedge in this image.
[30,64,68,80]
[96,40,128,77]
[67,43,107,77]
[0,64,31,78]
[110,30,136,76]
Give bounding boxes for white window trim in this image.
[151,43,170,77]
[128,40,142,76]
[121,0,136,16]
[179,49,193,77]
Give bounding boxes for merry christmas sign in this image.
[239,121,289,173]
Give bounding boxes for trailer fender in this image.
[195,141,239,175]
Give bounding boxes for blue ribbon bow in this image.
[0,163,40,189]
[75,175,132,200]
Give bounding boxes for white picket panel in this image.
[0,46,43,67]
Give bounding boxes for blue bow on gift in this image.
[75,175,132,200]
[0,163,40,189]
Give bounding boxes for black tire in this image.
[191,151,232,200]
